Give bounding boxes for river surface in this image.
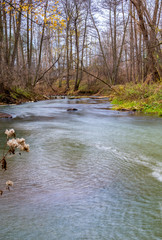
[0,97,162,240]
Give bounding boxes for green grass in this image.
[110,83,162,116]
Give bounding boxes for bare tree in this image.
[130,0,162,81]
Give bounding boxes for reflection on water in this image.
[0,97,162,240]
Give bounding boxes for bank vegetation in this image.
[0,0,161,114]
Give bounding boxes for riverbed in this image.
[0,97,162,240]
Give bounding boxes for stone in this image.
[0,112,12,118]
[67,108,78,112]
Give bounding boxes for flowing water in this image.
[0,97,162,240]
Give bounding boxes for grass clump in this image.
[110,83,162,115]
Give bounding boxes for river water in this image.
[0,97,162,240]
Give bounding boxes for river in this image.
[0,97,162,240]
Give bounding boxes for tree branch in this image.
[81,65,118,93]
[35,55,61,84]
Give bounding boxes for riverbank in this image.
[0,83,162,116]
[0,86,47,105]
[107,83,162,117]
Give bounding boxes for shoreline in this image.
[0,94,161,118]
[0,82,162,117]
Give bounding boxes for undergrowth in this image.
[110,83,162,116]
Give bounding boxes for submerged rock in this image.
[67,108,78,112]
[0,112,12,118]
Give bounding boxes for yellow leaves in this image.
[53,21,57,27]
[22,5,29,12]
[61,22,65,27]
[49,15,55,20]
[44,18,47,24]
[4,7,8,12]
[1,0,66,32]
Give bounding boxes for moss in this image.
[11,87,34,100]
[0,86,44,104]
[10,92,19,100]
[77,83,98,95]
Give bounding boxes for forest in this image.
[0,0,162,113]
[0,1,162,237]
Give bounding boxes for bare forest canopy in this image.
[0,0,161,94]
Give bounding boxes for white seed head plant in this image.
[6,180,14,187]
[0,129,30,195]
[5,129,15,138]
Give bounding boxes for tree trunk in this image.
[113,1,117,84]
[130,0,161,81]
[34,0,48,86]
[129,1,134,82]
[66,18,70,90]
[2,0,9,65]
[0,0,3,75]
[74,6,79,91]
[11,0,24,67]
[77,7,89,90]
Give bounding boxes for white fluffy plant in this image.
[0,129,29,195]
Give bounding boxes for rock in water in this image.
[0,112,12,118]
[67,108,78,112]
